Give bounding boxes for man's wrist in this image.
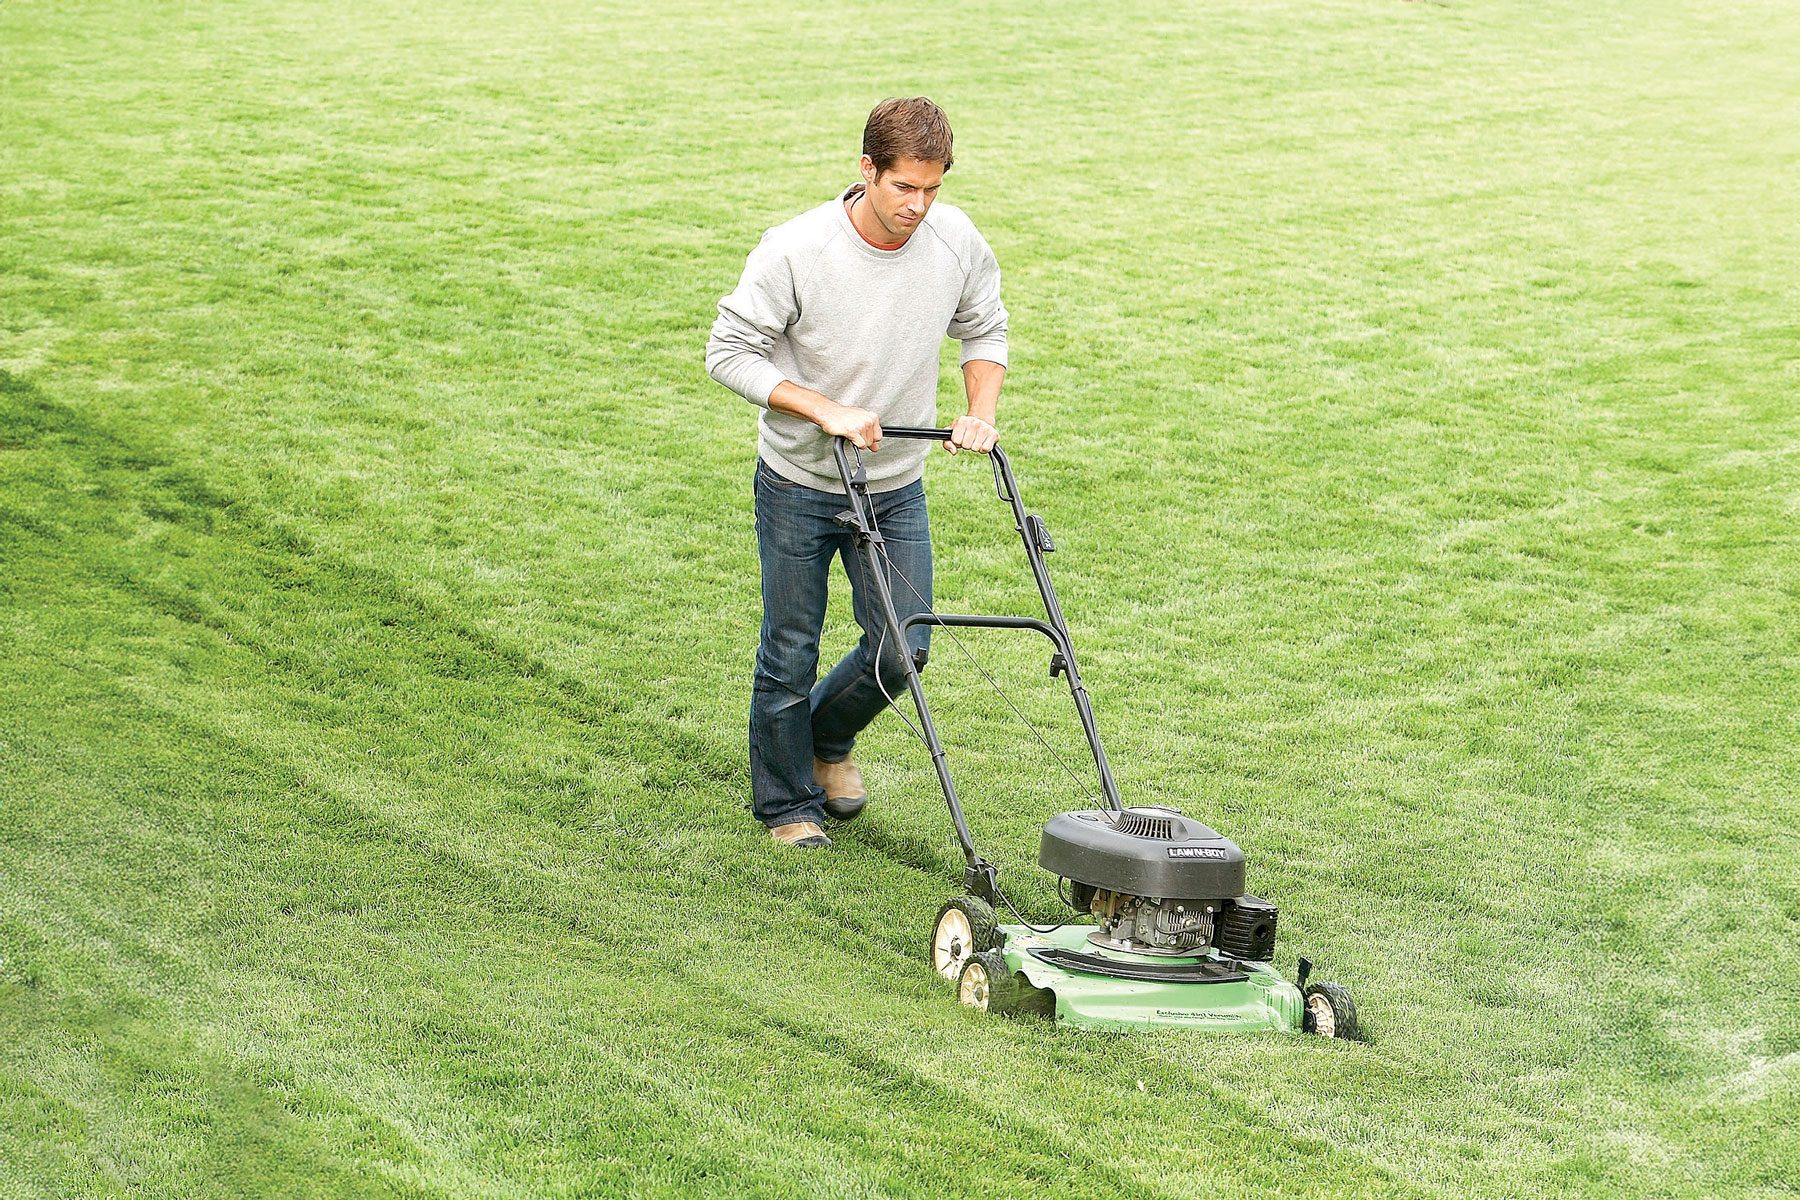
[808,393,852,431]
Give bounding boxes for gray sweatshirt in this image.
[705,183,1008,493]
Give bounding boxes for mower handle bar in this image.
[835,426,1018,504]
[866,424,958,441]
[828,429,1124,886]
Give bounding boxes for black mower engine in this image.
[1039,807,1279,959]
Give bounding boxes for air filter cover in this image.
[1039,807,1246,899]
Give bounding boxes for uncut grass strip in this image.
[1,995,470,1200]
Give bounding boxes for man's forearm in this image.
[962,359,1005,424]
[768,380,838,427]
[768,380,882,449]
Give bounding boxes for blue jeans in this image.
[750,459,933,828]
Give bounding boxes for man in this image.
[705,96,1008,849]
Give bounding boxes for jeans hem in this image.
[758,806,826,830]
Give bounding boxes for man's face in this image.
[858,154,945,242]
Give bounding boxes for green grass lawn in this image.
[3,1,1796,1196]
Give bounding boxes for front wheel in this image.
[957,950,1018,1014]
[931,896,997,981]
[1303,982,1359,1040]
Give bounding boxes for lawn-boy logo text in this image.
[1167,846,1227,859]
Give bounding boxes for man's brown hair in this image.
[862,97,954,176]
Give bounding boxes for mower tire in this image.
[931,896,997,981]
[1303,982,1359,1041]
[957,950,1019,1015]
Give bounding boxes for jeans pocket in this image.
[756,461,802,492]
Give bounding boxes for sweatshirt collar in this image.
[838,183,918,257]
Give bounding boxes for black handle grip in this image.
[876,425,957,441]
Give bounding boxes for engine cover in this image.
[1039,807,1246,900]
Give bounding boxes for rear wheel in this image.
[931,896,997,981]
[1303,982,1359,1040]
[957,950,1018,1014]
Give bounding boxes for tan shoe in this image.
[769,820,832,849]
[813,757,868,821]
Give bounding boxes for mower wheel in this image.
[1303,982,1359,1041]
[957,950,1019,1015]
[931,896,997,981]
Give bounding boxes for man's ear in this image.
[860,154,877,186]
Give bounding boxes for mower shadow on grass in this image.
[833,818,962,879]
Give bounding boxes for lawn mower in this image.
[831,428,1358,1038]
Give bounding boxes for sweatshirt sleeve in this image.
[948,233,1008,369]
[705,232,796,408]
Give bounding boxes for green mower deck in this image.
[995,924,1307,1034]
